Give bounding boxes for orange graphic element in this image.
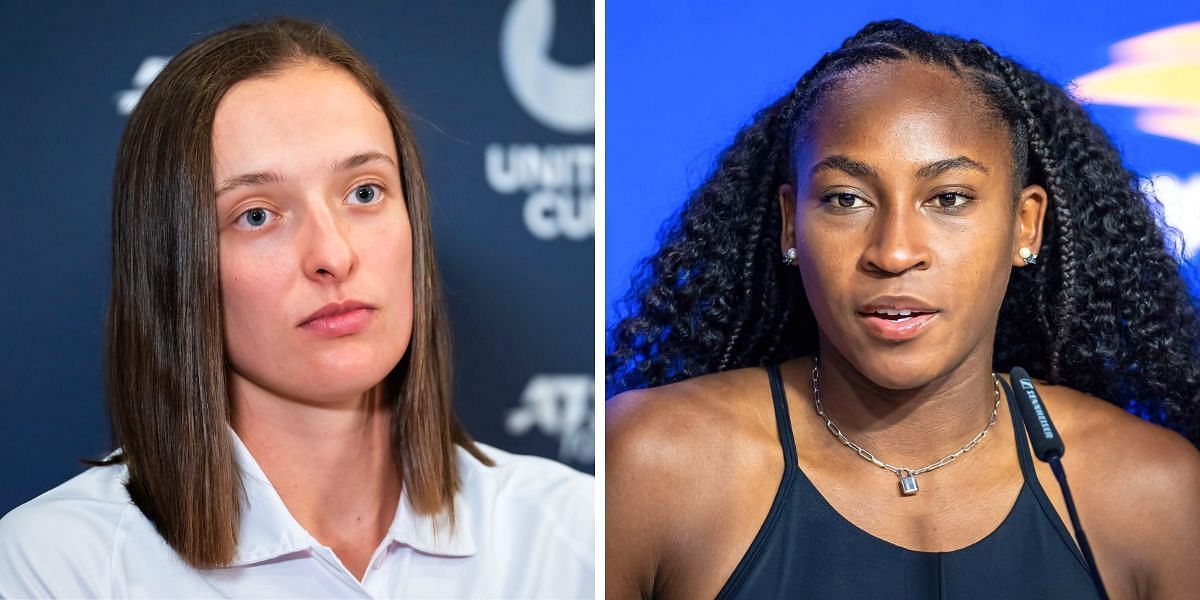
[1072,22,1200,146]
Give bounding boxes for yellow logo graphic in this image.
[1072,22,1200,146]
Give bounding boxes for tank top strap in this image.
[766,363,798,469]
[714,364,802,600]
[999,374,1091,569]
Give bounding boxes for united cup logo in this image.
[487,0,595,241]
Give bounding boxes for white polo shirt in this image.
[0,432,594,598]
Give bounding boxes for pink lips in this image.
[857,295,940,342]
[298,300,376,337]
[860,312,938,342]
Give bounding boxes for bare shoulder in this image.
[606,367,782,599]
[1035,382,1200,492]
[607,367,780,490]
[1035,382,1200,596]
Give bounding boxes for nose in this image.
[301,201,356,282]
[859,203,931,275]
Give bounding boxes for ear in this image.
[1012,184,1048,267]
[779,184,797,258]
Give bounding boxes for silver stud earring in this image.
[783,247,798,266]
[1019,247,1039,266]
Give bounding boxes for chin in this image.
[840,341,954,391]
[288,346,401,397]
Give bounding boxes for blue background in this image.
[606,1,1200,335]
[0,1,594,516]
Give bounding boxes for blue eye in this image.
[237,207,271,228]
[348,184,382,205]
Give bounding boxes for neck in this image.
[812,343,1000,467]
[229,374,401,548]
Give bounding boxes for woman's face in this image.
[212,61,413,405]
[780,60,1046,389]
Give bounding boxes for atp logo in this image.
[506,374,595,464]
[1073,21,1200,258]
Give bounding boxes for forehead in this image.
[799,61,1010,175]
[211,61,397,182]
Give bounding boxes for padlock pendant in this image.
[899,470,919,496]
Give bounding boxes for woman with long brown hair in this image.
[0,17,592,598]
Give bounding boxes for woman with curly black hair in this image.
[607,19,1200,600]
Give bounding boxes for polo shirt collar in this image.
[225,428,476,566]
[385,481,477,557]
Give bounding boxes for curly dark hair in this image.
[606,19,1200,445]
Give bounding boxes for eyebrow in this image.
[915,156,989,178]
[809,154,989,180]
[214,151,397,198]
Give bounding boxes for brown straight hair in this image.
[98,17,491,568]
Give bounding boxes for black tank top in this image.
[716,364,1100,599]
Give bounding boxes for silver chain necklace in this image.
[810,357,1001,496]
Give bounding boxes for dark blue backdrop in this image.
[606,1,1200,342]
[0,1,594,516]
